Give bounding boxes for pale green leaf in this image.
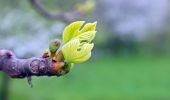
[80,21,97,33]
[62,39,94,63]
[63,21,85,43]
[73,52,91,63]
[76,31,96,43]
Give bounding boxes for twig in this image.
[0,49,69,78]
[29,0,83,21]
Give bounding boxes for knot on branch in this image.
[0,49,15,59]
[30,58,46,74]
[0,49,15,70]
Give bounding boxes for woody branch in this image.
[0,49,67,78]
[29,0,83,21]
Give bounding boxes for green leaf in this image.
[61,21,97,64]
[76,31,96,43]
[63,21,85,43]
[62,39,94,63]
[80,22,97,33]
[62,21,97,44]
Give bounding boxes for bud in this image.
[52,51,64,62]
[42,49,51,58]
[49,39,61,53]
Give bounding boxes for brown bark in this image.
[0,49,69,78]
[29,0,83,21]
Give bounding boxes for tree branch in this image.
[0,49,69,78]
[29,0,83,21]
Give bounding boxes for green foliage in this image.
[62,21,97,44]
[63,21,85,43]
[43,21,97,73]
[62,39,94,63]
[62,21,97,63]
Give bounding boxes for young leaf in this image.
[76,31,96,43]
[80,22,97,33]
[62,39,94,63]
[63,21,85,43]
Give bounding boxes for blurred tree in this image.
[96,0,170,55]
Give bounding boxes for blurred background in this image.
[0,0,170,100]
